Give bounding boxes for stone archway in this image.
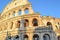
[24,35,28,40]
[43,34,50,40]
[14,35,19,40]
[33,34,39,40]
[32,18,38,26]
[24,19,29,27]
[47,22,52,26]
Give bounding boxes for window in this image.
[24,35,28,40]
[33,34,39,40]
[55,25,58,29]
[24,19,29,27]
[32,18,38,26]
[47,22,52,26]
[13,11,16,16]
[19,10,22,15]
[43,34,50,40]
[25,8,29,14]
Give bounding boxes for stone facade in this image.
[0,0,60,40]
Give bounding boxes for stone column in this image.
[21,9,25,15]
[50,33,54,40]
[29,18,33,27]
[16,10,18,16]
[19,33,22,40]
[40,33,43,40]
[29,6,34,14]
[28,33,33,40]
[20,18,25,30]
[51,33,58,40]
[7,22,11,30]
[13,21,16,29]
[6,14,8,19]
[39,33,41,40]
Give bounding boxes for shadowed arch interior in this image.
[15,35,19,39]
[47,22,52,26]
[43,34,50,40]
[32,18,38,26]
[24,35,28,40]
[33,34,39,40]
[24,19,29,27]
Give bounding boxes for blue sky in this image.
[0,0,60,18]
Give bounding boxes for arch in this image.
[32,18,38,26]
[58,36,60,40]
[24,19,29,27]
[43,34,50,40]
[13,11,16,16]
[33,34,39,40]
[25,8,29,14]
[17,21,20,28]
[15,35,19,40]
[8,36,11,40]
[55,25,58,29]
[24,35,28,40]
[19,10,22,15]
[47,22,52,26]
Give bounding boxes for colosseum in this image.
[0,0,60,40]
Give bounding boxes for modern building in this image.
[0,0,60,40]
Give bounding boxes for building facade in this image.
[0,0,60,40]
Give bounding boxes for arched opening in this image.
[15,35,19,40]
[47,22,52,26]
[24,19,29,27]
[33,34,39,40]
[13,11,16,16]
[32,18,38,26]
[17,21,20,28]
[24,35,28,40]
[25,8,29,14]
[55,25,58,29]
[19,10,22,15]
[8,36,11,40]
[43,34,50,40]
[58,36,60,40]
